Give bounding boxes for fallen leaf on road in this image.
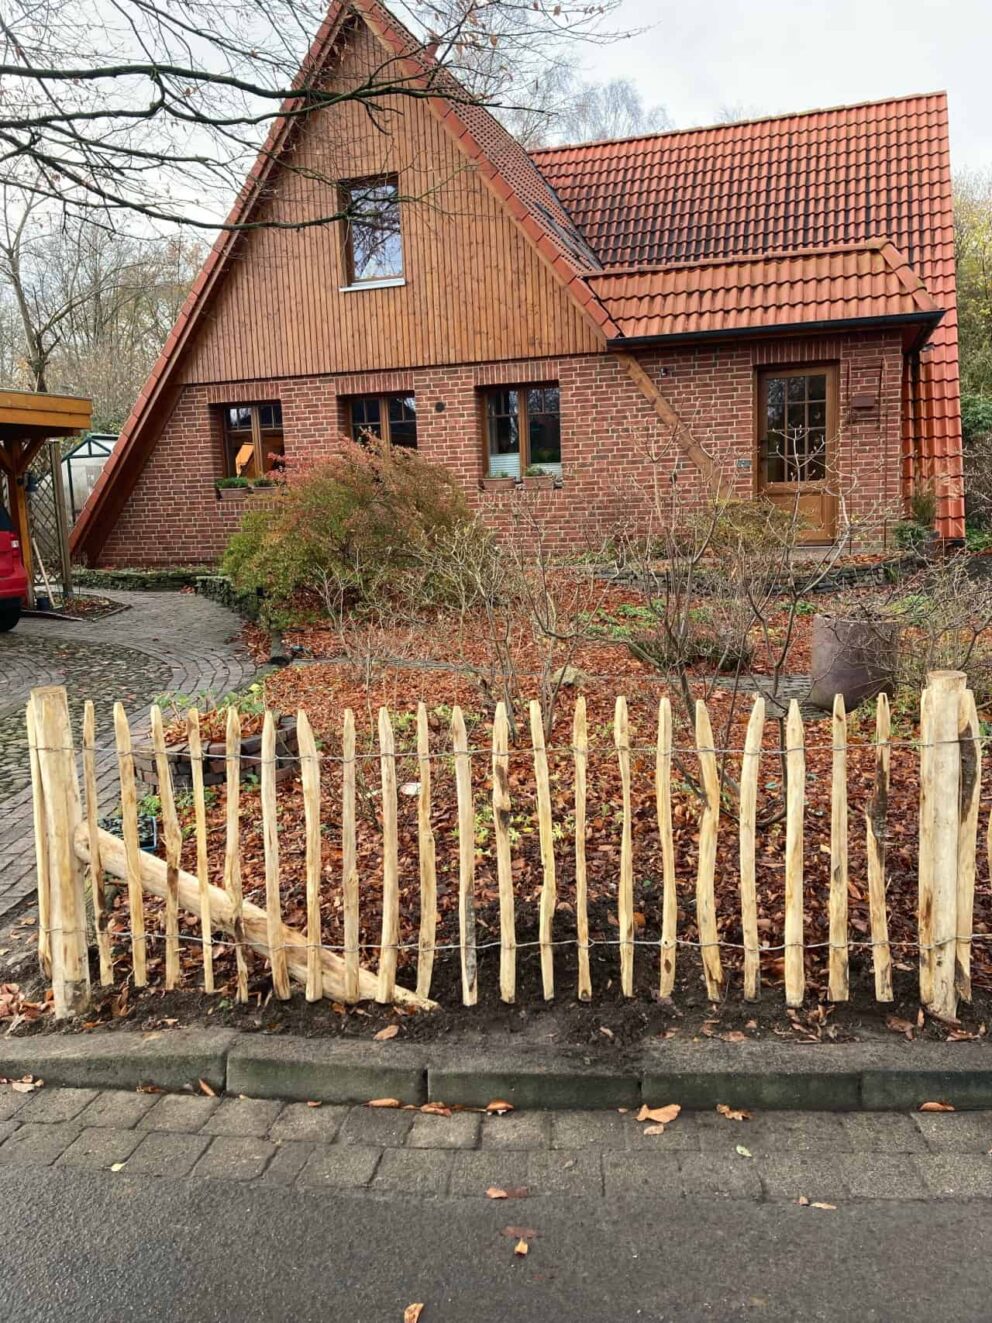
[735,1145,753,1159]
[886,1016,915,1040]
[642,1124,667,1136]
[501,1227,539,1239]
[367,1098,401,1109]
[514,1239,529,1257]
[404,1304,424,1323]
[810,1202,836,1210]
[198,1079,217,1097]
[599,1026,614,1040]
[716,1105,751,1122]
[487,1187,509,1200]
[919,1101,955,1112]
[110,1162,126,1173]
[11,1077,42,1093]
[797,1196,810,1206]
[420,1102,451,1117]
[487,1185,528,1199]
[637,1104,680,1125]
[374,1025,399,1042]
[306,1100,322,1108]
[721,1031,747,1043]
[486,1100,514,1115]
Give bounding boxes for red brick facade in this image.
[98,329,905,567]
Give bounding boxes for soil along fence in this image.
[25,675,982,1022]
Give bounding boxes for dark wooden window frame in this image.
[755,364,839,490]
[339,174,404,286]
[346,393,418,448]
[222,401,284,477]
[480,382,562,479]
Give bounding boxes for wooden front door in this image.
[757,366,838,544]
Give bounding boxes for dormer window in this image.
[341,176,403,286]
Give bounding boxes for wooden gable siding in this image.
[179,22,602,386]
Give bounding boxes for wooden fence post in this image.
[656,696,677,998]
[739,694,764,1002]
[574,697,592,1001]
[26,695,51,981]
[492,701,516,1004]
[957,687,981,1003]
[923,670,966,1021]
[866,693,893,1002]
[614,696,634,997]
[531,699,557,1000]
[415,703,438,1002]
[31,686,90,1017]
[296,709,323,1003]
[82,702,113,986]
[186,709,214,993]
[828,694,849,1002]
[261,709,291,1001]
[783,700,805,1008]
[113,702,147,988]
[150,705,182,991]
[694,700,723,1001]
[377,706,400,1005]
[452,706,477,1007]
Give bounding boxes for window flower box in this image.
[480,475,518,493]
[522,472,557,491]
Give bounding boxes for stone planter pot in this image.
[215,485,252,502]
[809,614,900,712]
[480,476,518,493]
[133,714,300,791]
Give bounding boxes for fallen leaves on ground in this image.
[367,1097,402,1109]
[198,1079,216,1097]
[486,1185,528,1200]
[735,1144,753,1158]
[637,1104,681,1126]
[404,1304,424,1323]
[420,1102,451,1117]
[919,1100,956,1112]
[374,1024,399,1042]
[486,1100,514,1115]
[797,1196,836,1209]
[8,1076,43,1093]
[514,1239,529,1257]
[642,1124,667,1136]
[716,1104,751,1122]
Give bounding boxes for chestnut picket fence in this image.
[25,671,982,1022]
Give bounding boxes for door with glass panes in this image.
[756,366,838,543]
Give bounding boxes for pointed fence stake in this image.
[827,694,849,1002]
[784,700,805,1008]
[150,705,182,991]
[113,701,146,988]
[957,688,981,1002]
[694,699,723,1000]
[574,696,591,1001]
[297,709,322,1002]
[186,708,214,993]
[925,670,965,1021]
[739,694,764,1001]
[415,703,438,1002]
[342,709,360,1004]
[26,695,51,982]
[531,699,557,1000]
[657,696,677,997]
[33,686,90,1017]
[224,705,249,1004]
[492,701,516,1004]
[452,706,477,1006]
[261,710,290,1000]
[377,706,400,1005]
[614,696,635,996]
[866,693,893,1002]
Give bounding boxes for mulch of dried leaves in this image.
[54,575,991,1042]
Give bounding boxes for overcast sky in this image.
[579,0,991,174]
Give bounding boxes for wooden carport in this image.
[0,389,92,604]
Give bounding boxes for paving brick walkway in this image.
[0,591,257,919]
[1,1084,990,1201]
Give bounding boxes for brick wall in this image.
[97,330,906,566]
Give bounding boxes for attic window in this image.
[341,176,403,285]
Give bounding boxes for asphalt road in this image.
[1,1167,991,1322]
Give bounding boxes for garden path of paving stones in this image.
[1,1083,991,1203]
[0,590,257,919]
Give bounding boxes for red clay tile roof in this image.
[587,240,941,342]
[535,93,962,536]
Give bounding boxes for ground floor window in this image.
[483,384,561,479]
[223,401,284,477]
[347,393,417,448]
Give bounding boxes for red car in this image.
[0,502,28,631]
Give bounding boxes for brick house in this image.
[71,0,965,567]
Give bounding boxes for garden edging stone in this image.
[2,1031,992,1111]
